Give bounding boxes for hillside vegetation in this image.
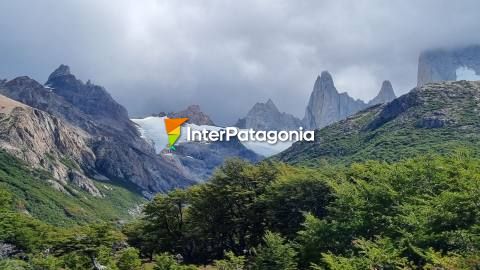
[277,80,480,165]
[0,150,145,226]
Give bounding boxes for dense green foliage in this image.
[252,231,297,270]
[213,251,246,270]
[0,208,139,269]
[297,152,480,269]
[125,154,480,269]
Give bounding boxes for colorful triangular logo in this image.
[164,118,189,150]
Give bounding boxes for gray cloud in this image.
[1,0,480,124]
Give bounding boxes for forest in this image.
[1,151,479,269]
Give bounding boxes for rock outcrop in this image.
[168,105,215,126]
[417,45,480,86]
[0,94,101,196]
[303,71,367,129]
[235,99,303,130]
[368,80,396,106]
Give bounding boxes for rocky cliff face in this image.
[0,94,101,196]
[235,99,303,130]
[368,80,396,106]
[0,65,195,194]
[417,45,480,86]
[303,71,367,129]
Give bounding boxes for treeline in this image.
[1,152,480,269]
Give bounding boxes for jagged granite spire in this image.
[368,80,396,106]
[303,71,367,129]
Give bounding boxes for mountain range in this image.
[237,71,397,131]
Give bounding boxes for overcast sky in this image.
[1,1,480,124]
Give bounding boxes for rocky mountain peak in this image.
[368,80,396,106]
[380,80,394,92]
[41,65,137,139]
[47,64,71,83]
[235,99,302,131]
[303,71,367,129]
[265,98,276,109]
[314,71,336,93]
[169,105,215,126]
[251,99,279,114]
[235,99,302,130]
[45,64,83,88]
